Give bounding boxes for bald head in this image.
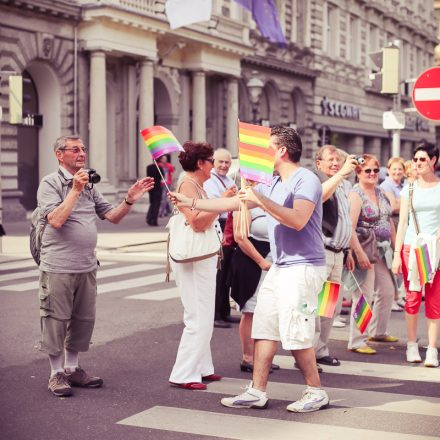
[213,148,232,176]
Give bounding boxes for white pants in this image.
[169,256,217,383]
[314,249,344,358]
[348,258,395,349]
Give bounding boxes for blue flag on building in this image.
[234,0,287,45]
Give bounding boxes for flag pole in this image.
[153,158,171,193]
[350,271,363,293]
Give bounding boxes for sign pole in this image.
[391,93,401,157]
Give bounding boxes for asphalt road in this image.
[0,254,439,440]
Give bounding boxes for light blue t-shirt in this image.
[256,168,325,267]
[380,177,403,200]
[401,181,440,245]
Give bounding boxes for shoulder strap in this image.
[178,178,204,199]
[408,183,420,235]
[211,172,227,189]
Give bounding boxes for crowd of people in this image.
[167,130,440,412]
[35,130,439,413]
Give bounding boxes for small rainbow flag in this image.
[238,121,274,185]
[414,243,432,285]
[353,294,372,334]
[317,281,340,318]
[140,126,184,160]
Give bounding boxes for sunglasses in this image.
[204,157,215,164]
[363,168,380,174]
[412,157,428,163]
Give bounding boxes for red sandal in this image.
[169,381,207,390]
[202,374,222,382]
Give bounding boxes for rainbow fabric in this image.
[317,281,340,318]
[414,243,433,285]
[140,126,184,160]
[353,294,373,334]
[238,121,274,185]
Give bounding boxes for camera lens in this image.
[86,169,101,184]
[356,157,365,165]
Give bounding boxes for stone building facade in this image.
[0,0,437,219]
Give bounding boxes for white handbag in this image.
[166,211,221,263]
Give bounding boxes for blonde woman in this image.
[346,154,398,354]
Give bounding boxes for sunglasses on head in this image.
[412,157,428,163]
[363,168,380,174]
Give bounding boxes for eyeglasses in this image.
[412,157,427,163]
[204,157,215,164]
[59,146,88,154]
[363,168,380,174]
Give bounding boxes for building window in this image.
[347,14,360,64]
[324,2,339,57]
[290,0,310,47]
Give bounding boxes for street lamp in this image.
[247,71,264,124]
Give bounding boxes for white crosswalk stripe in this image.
[118,405,438,440]
[0,262,168,293]
[274,354,440,383]
[0,259,178,300]
[116,344,440,439]
[205,377,440,416]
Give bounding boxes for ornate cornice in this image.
[0,0,81,20]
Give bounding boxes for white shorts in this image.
[251,264,326,350]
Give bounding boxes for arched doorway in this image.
[17,71,39,210]
[154,78,173,127]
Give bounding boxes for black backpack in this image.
[30,176,67,265]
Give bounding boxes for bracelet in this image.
[190,198,197,211]
[124,197,134,206]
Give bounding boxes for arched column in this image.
[226,77,238,156]
[192,71,206,141]
[89,50,108,181]
[138,59,154,177]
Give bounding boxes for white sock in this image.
[64,349,79,373]
[49,354,64,377]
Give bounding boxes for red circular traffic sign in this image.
[412,67,440,121]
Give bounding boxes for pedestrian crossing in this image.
[117,357,440,439]
[0,258,178,300]
[2,257,438,439]
[118,405,438,440]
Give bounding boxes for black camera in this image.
[355,156,365,165]
[85,168,101,184]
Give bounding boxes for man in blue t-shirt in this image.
[170,126,329,413]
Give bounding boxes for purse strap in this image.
[408,182,421,235]
[211,172,227,189]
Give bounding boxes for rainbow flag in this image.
[353,294,372,334]
[238,121,274,185]
[317,281,340,318]
[414,243,432,285]
[140,126,184,160]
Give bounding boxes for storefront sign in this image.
[320,96,361,120]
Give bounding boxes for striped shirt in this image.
[323,179,352,250]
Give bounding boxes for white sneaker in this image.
[221,383,268,409]
[286,386,329,413]
[391,301,403,312]
[424,347,439,368]
[406,342,422,363]
[332,318,346,328]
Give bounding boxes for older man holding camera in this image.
[37,135,153,397]
[313,146,357,367]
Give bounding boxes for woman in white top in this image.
[392,143,440,367]
[168,141,222,389]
